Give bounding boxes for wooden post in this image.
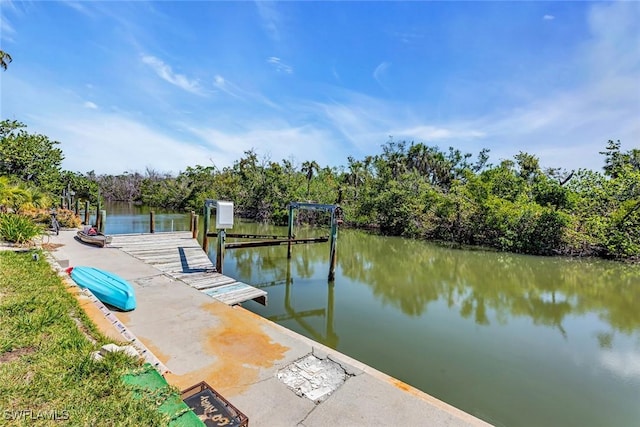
[328,209,338,281]
[84,201,90,225]
[287,204,295,259]
[190,211,195,232]
[149,211,155,233]
[215,229,225,273]
[202,205,211,253]
[74,199,80,216]
[96,199,101,226]
[95,210,102,232]
[99,210,106,233]
[192,214,199,239]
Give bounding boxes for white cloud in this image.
[255,1,282,41]
[83,101,98,109]
[395,125,485,142]
[63,1,95,17]
[543,14,555,21]
[373,61,391,86]
[213,74,243,100]
[0,15,16,42]
[50,114,212,175]
[267,56,293,74]
[389,30,424,45]
[186,122,339,168]
[141,55,204,95]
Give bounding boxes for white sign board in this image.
[215,201,234,229]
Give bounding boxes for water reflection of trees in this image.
[336,230,640,339]
[224,221,640,341]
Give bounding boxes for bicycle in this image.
[50,210,60,235]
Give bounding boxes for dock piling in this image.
[150,211,155,233]
[99,210,106,233]
[202,205,211,253]
[216,229,225,273]
[192,215,199,239]
[328,210,338,281]
[84,201,90,225]
[287,204,294,259]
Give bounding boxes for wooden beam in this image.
[224,237,328,249]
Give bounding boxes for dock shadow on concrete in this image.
[46,230,492,427]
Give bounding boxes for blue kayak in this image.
[68,266,137,311]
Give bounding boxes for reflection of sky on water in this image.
[601,350,640,380]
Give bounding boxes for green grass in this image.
[0,251,169,426]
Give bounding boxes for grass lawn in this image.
[0,250,169,426]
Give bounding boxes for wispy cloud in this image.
[543,14,555,21]
[141,55,204,95]
[83,101,98,109]
[186,121,338,168]
[255,1,281,41]
[373,61,391,87]
[389,30,424,44]
[63,1,95,17]
[394,125,486,142]
[212,74,281,109]
[0,13,16,42]
[267,56,293,74]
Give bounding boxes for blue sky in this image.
[1,1,638,175]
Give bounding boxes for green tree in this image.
[301,160,320,197]
[0,120,64,192]
[0,50,11,71]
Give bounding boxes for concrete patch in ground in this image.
[277,354,348,403]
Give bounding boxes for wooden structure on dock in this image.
[111,232,267,306]
[199,200,340,281]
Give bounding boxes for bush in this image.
[56,208,82,228]
[19,207,81,229]
[0,213,43,244]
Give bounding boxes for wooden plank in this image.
[112,232,266,306]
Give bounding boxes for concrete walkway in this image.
[46,230,491,427]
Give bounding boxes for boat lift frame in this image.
[200,200,340,281]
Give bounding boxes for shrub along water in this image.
[2,119,638,260]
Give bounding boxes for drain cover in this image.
[277,354,347,403]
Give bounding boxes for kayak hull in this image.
[70,266,136,311]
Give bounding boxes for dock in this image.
[110,232,267,306]
[43,229,492,427]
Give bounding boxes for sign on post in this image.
[215,201,234,229]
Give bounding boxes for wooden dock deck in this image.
[110,232,267,306]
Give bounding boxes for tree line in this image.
[1,119,638,260]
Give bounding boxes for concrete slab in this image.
[43,230,492,427]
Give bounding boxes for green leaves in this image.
[0,120,64,193]
[0,213,43,244]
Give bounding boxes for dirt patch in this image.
[63,285,123,342]
[0,346,36,364]
[42,243,65,251]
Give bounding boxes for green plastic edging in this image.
[122,363,204,427]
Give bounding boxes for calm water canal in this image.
[104,202,640,427]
